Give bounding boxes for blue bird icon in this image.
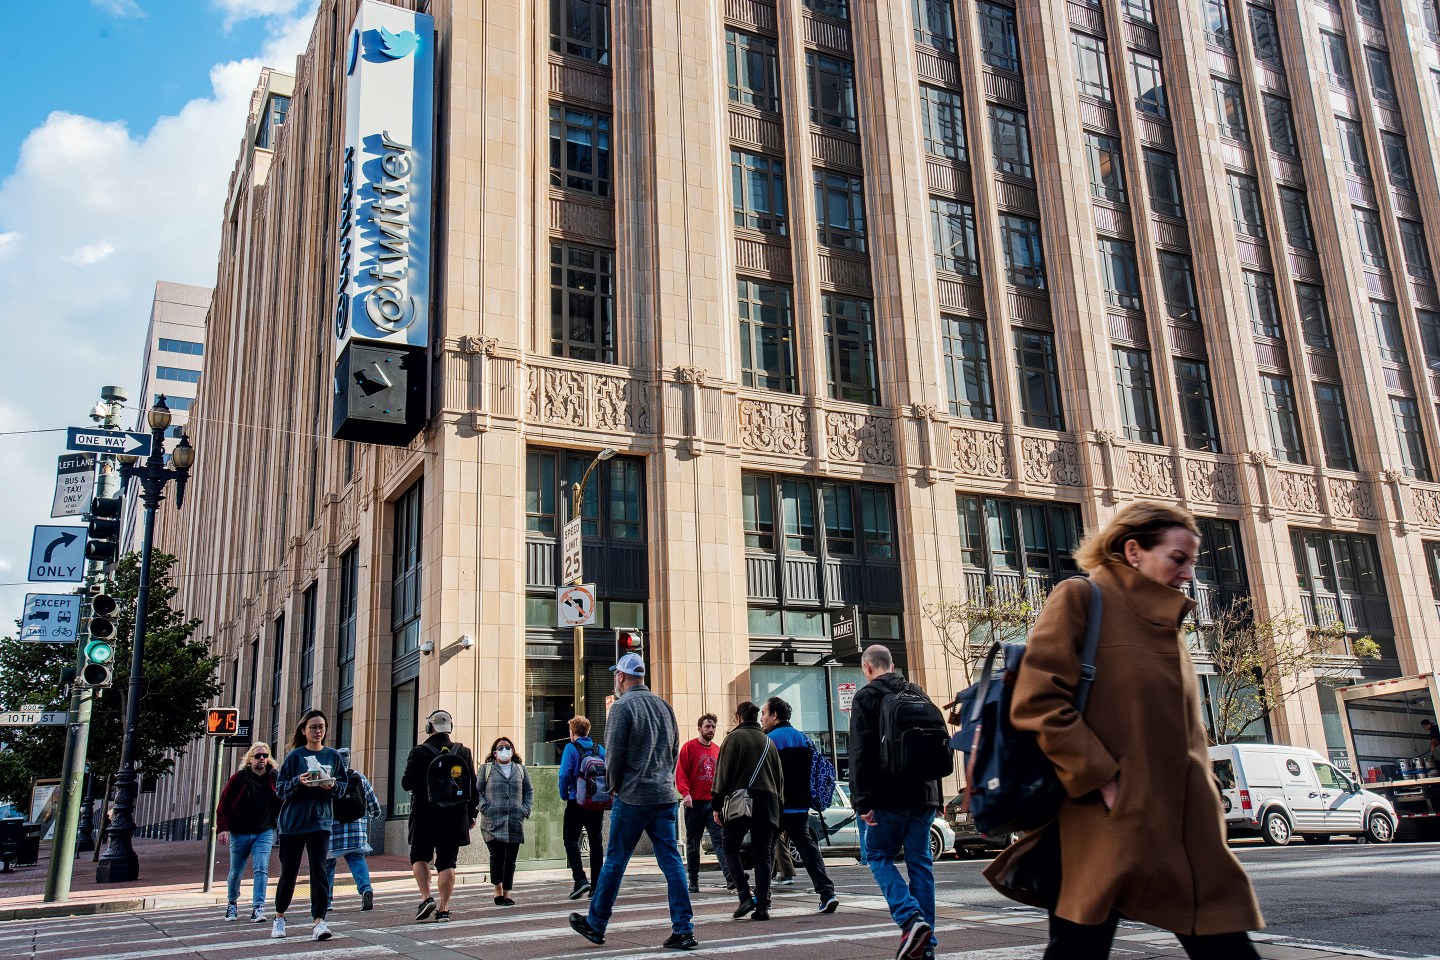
[377,25,419,59]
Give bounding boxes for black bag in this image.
[878,681,954,782]
[426,744,477,809]
[332,778,367,824]
[951,577,1102,837]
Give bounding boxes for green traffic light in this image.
[84,638,114,664]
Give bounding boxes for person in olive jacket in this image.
[217,742,282,923]
[711,700,784,921]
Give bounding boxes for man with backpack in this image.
[675,712,731,893]
[761,697,838,914]
[558,715,607,900]
[401,709,479,923]
[849,645,949,960]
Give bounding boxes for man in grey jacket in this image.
[569,653,697,951]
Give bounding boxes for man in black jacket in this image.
[401,710,479,923]
[848,645,941,960]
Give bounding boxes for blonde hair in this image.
[240,742,277,773]
[1071,501,1200,572]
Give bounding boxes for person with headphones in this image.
[401,709,479,923]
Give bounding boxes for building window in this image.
[525,449,557,535]
[1113,348,1163,444]
[978,1,1020,72]
[727,29,781,112]
[930,198,978,276]
[526,448,647,544]
[957,496,1082,590]
[1336,118,1370,179]
[391,479,424,661]
[1426,0,1440,37]
[1228,174,1266,240]
[551,0,610,65]
[1277,187,1315,252]
[1121,0,1154,24]
[807,53,858,133]
[1393,397,1432,480]
[1176,359,1222,453]
[737,278,798,392]
[988,105,1032,179]
[913,0,956,52]
[298,583,317,710]
[1204,0,1233,48]
[1372,299,1408,364]
[1000,214,1046,289]
[1420,310,1440,370]
[1072,33,1112,102]
[1213,78,1249,143]
[1014,329,1065,430]
[551,243,616,363]
[1159,251,1200,323]
[1399,220,1434,282]
[823,295,880,404]
[942,316,995,421]
[1144,149,1184,219]
[1261,374,1306,464]
[1248,5,1282,65]
[1099,239,1142,310]
[1129,51,1167,118]
[1262,95,1299,158]
[1381,132,1414,191]
[158,338,204,356]
[156,366,201,383]
[1296,283,1334,350]
[269,615,285,750]
[919,85,966,162]
[1320,31,1354,90]
[162,395,194,412]
[806,0,849,17]
[731,150,789,236]
[1356,0,1383,23]
[337,546,358,705]
[814,170,867,252]
[1353,208,1389,270]
[1291,529,1392,642]
[1244,271,1283,338]
[1364,47,1396,103]
[745,473,899,583]
[549,104,611,198]
[1085,133,1128,204]
[1313,384,1358,471]
[389,680,419,815]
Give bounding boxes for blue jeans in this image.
[587,799,693,936]
[324,852,373,908]
[858,808,938,948]
[226,830,275,907]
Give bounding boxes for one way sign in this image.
[28,526,87,583]
[66,427,152,458]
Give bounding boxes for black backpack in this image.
[332,777,367,824]
[950,578,1102,837]
[425,744,477,809]
[878,680,954,782]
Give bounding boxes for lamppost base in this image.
[95,855,139,884]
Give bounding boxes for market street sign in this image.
[28,526,87,583]
[21,593,82,642]
[831,605,860,660]
[65,427,152,458]
[51,454,95,518]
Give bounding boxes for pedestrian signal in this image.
[206,707,239,736]
[615,629,644,661]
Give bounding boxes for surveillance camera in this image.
[89,402,108,422]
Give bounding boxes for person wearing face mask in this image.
[216,742,282,923]
[477,737,533,906]
[986,501,1264,960]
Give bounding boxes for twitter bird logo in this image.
[376,26,419,59]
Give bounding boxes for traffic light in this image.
[81,593,117,687]
[85,494,122,562]
[615,629,644,662]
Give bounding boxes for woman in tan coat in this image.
[985,501,1263,959]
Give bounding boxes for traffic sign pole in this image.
[202,736,224,892]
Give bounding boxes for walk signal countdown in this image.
[206,707,239,737]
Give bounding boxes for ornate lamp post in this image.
[95,396,195,883]
[571,447,616,719]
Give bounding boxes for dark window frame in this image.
[550,241,617,363]
[942,315,996,421]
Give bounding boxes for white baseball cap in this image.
[609,653,646,677]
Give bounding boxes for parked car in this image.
[943,794,1022,857]
[1209,743,1397,846]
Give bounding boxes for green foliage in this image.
[0,552,220,807]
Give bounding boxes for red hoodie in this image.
[675,737,721,802]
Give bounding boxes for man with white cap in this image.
[401,709,478,924]
[569,653,698,951]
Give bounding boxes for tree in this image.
[0,552,221,807]
[925,582,1050,694]
[1200,596,1380,745]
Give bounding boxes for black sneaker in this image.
[687,881,700,894]
[920,949,935,960]
[896,917,932,960]
[725,880,737,890]
[818,894,839,914]
[415,897,437,922]
[568,882,591,901]
[662,932,699,950]
[361,890,373,912]
[753,905,770,921]
[499,896,515,907]
[435,911,451,923]
[570,913,605,945]
[732,897,756,919]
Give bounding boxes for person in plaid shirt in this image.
[325,748,382,912]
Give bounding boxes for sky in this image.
[0,0,319,624]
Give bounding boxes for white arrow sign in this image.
[28,526,87,583]
[65,427,152,458]
[51,454,95,518]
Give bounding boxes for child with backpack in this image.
[558,716,608,900]
[400,709,479,924]
[323,748,382,913]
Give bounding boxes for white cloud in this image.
[92,0,146,18]
[213,0,304,28]
[0,4,316,622]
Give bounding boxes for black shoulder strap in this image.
[967,642,1005,725]
[1072,578,1103,716]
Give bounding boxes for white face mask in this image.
[496,747,513,763]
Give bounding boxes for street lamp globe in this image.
[172,433,195,470]
[598,447,618,461]
[148,396,173,432]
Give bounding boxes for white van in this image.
[1208,743,1397,846]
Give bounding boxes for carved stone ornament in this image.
[951,428,1012,480]
[826,412,896,465]
[1246,449,1276,466]
[594,376,651,433]
[739,399,812,456]
[675,365,709,385]
[909,402,941,421]
[1093,429,1120,446]
[1184,459,1239,505]
[1275,470,1320,514]
[1381,468,1407,484]
[1328,478,1377,520]
[1020,437,1082,486]
[1412,486,1440,527]
[1127,449,1177,499]
[524,364,651,434]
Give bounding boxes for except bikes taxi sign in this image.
[21,593,82,643]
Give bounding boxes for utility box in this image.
[332,342,427,445]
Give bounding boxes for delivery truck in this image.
[1334,673,1440,840]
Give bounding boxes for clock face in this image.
[346,29,360,75]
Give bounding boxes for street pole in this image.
[569,448,615,721]
[202,737,224,892]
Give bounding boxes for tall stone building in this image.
[142,0,1440,845]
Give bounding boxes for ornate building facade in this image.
[141,0,1440,847]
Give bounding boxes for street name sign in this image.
[562,515,583,584]
[65,427,152,458]
[557,584,597,627]
[51,454,95,518]
[0,712,66,727]
[21,593,82,642]
[831,605,861,660]
[223,720,254,747]
[28,526,87,583]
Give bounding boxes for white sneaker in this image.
[270,918,286,939]
[251,906,266,922]
[312,919,332,941]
